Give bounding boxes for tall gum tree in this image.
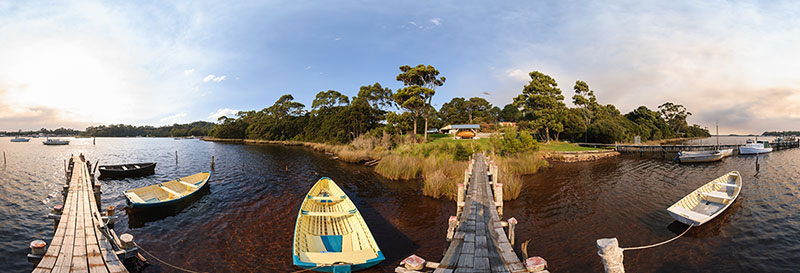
[394,64,445,141]
[513,71,565,143]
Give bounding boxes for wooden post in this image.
[3,151,5,165]
[175,151,178,165]
[495,183,503,216]
[120,233,135,250]
[597,238,625,273]
[507,217,517,245]
[446,216,458,242]
[457,183,465,217]
[211,155,215,170]
[93,136,95,145]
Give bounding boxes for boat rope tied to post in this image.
[621,225,692,251]
[134,242,209,273]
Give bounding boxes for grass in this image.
[421,155,468,200]
[495,152,549,200]
[374,154,423,180]
[538,141,606,152]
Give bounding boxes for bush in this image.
[490,127,538,156]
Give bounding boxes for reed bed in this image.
[496,152,548,200]
[374,154,423,180]
[421,155,467,200]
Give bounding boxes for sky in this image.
[1,1,799,134]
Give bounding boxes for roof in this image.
[441,124,480,130]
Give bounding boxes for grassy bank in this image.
[494,152,549,200]
[538,141,606,152]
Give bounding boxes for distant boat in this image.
[10,136,30,142]
[675,149,732,163]
[123,171,211,208]
[667,171,742,226]
[738,139,772,155]
[99,163,156,179]
[43,138,69,145]
[293,178,384,273]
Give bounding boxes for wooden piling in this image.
[495,182,503,216]
[211,155,215,170]
[120,233,135,250]
[446,216,458,242]
[507,217,517,245]
[175,151,178,165]
[3,151,6,165]
[457,183,465,217]
[597,238,625,273]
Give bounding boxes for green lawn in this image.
[538,142,607,152]
[430,134,490,150]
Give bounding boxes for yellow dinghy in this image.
[667,171,742,226]
[123,171,211,208]
[292,177,384,273]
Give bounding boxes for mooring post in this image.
[446,215,458,242]
[457,183,465,217]
[507,217,517,245]
[175,151,178,165]
[495,182,503,217]
[3,151,6,165]
[211,155,215,170]
[27,240,46,264]
[93,136,95,145]
[597,238,625,273]
[50,205,63,230]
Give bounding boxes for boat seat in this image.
[298,249,377,265]
[122,166,128,170]
[701,191,732,203]
[159,185,184,199]
[125,192,146,203]
[134,165,140,168]
[177,179,200,189]
[308,195,347,203]
[669,207,708,223]
[714,182,739,188]
[301,210,356,217]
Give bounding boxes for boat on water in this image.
[675,149,732,163]
[667,171,742,226]
[123,171,211,208]
[43,138,69,145]
[293,177,384,273]
[10,136,30,142]
[738,139,772,155]
[99,162,156,179]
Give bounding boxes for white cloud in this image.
[430,18,441,26]
[183,68,195,75]
[304,66,312,70]
[208,108,239,120]
[203,74,226,83]
[334,37,341,41]
[159,113,187,124]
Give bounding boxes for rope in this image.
[621,225,692,251]
[288,265,325,273]
[135,242,208,273]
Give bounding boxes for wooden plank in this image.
[82,166,108,273]
[53,168,80,273]
[83,160,127,273]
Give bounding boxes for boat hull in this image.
[10,138,29,142]
[738,147,772,155]
[667,171,742,226]
[293,252,385,273]
[124,171,211,209]
[99,163,156,179]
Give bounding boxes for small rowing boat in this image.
[99,162,156,179]
[675,149,732,163]
[292,177,384,272]
[43,138,69,145]
[667,171,742,226]
[123,171,211,208]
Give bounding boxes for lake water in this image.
[1,137,799,272]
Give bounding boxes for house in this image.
[440,124,480,139]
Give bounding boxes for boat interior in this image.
[125,172,209,203]
[296,179,379,264]
[669,173,741,222]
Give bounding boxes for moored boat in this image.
[99,162,156,179]
[667,171,742,226]
[738,139,772,155]
[675,149,732,163]
[123,171,211,208]
[43,138,69,145]
[10,136,30,142]
[293,177,384,272]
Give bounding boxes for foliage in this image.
[88,122,214,137]
[489,127,539,156]
[394,64,445,140]
[513,71,567,142]
[499,104,521,122]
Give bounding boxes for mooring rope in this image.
[621,225,692,251]
[288,265,325,273]
[135,242,209,273]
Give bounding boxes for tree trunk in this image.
[545,127,550,143]
[424,117,429,141]
[469,112,473,123]
[555,131,560,142]
[413,116,418,139]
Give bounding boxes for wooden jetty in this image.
[432,153,526,273]
[30,155,136,273]
[579,140,800,154]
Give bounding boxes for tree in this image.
[353,83,393,110]
[268,94,306,119]
[499,104,521,122]
[512,71,566,143]
[572,80,598,143]
[395,64,445,141]
[658,102,691,136]
[439,97,468,125]
[465,97,491,123]
[312,90,349,110]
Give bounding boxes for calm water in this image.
[1,137,799,272]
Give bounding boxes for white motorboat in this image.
[43,138,70,145]
[738,139,772,155]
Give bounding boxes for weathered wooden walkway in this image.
[32,155,128,273]
[434,153,525,273]
[579,140,800,154]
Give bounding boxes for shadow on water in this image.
[126,186,211,228]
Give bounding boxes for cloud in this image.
[304,66,312,70]
[334,37,341,41]
[430,18,441,26]
[159,113,187,124]
[183,68,195,75]
[203,74,226,83]
[208,108,240,120]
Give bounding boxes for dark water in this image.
[1,137,799,272]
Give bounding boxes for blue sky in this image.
[1,1,799,134]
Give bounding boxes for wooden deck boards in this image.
[435,153,524,273]
[32,156,127,273]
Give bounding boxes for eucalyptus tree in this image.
[658,102,691,136]
[512,71,566,143]
[572,80,598,142]
[394,64,445,140]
